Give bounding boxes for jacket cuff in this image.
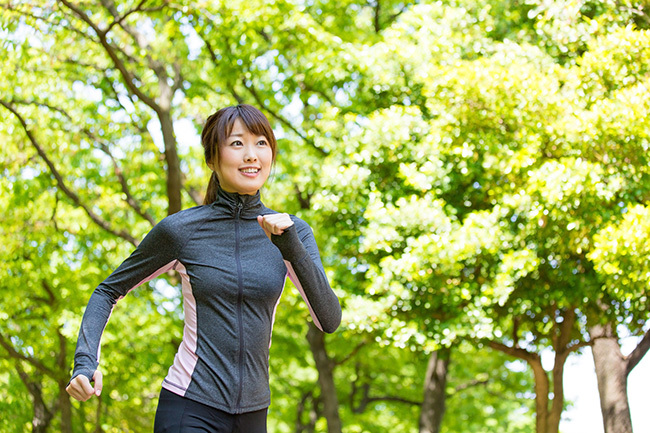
[271,224,309,263]
[71,353,98,384]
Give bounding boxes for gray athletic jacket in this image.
[71,187,342,414]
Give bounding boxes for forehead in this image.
[228,118,247,135]
[227,117,268,139]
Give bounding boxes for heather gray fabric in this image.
[71,187,341,414]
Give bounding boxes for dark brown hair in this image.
[201,104,277,204]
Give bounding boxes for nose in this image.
[243,144,258,162]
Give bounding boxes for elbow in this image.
[322,323,340,334]
[320,306,342,334]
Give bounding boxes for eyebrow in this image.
[228,133,267,140]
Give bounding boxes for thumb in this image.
[93,370,103,396]
[257,215,271,239]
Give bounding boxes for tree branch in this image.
[90,0,183,214]
[488,340,540,364]
[350,369,421,413]
[334,340,366,366]
[184,184,203,206]
[385,2,411,28]
[294,184,312,210]
[193,19,328,156]
[11,98,157,226]
[55,3,145,68]
[1,3,93,43]
[194,27,245,105]
[243,80,329,156]
[0,331,57,378]
[15,362,55,431]
[61,54,111,74]
[56,328,68,380]
[100,0,175,91]
[300,80,336,106]
[566,340,591,354]
[295,389,316,433]
[41,280,57,305]
[104,77,151,136]
[454,378,490,393]
[57,0,161,113]
[373,0,381,33]
[0,100,138,245]
[108,149,157,226]
[556,307,576,352]
[104,0,150,33]
[626,327,650,375]
[363,395,422,406]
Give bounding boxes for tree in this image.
[570,26,650,433]
[2,0,649,431]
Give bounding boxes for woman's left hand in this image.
[257,214,294,239]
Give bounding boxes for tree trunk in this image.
[419,348,450,433]
[306,322,342,433]
[527,355,550,433]
[489,307,585,433]
[31,386,52,433]
[94,393,104,433]
[589,323,633,433]
[548,351,569,433]
[15,367,53,433]
[373,0,381,33]
[57,384,73,433]
[56,328,74,433]
[159,110,182,215]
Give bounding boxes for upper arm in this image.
[97,216,183,299]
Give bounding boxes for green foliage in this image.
[442,344,535,433]
[589,204,650,329]
[1,0,648,431]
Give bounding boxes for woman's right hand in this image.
[66,370,103,401]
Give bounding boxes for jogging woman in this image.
[66,104,342,432]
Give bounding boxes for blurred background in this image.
[1,0,649,432]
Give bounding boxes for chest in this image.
[180,218,287,305]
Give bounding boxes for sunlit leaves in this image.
[577,28,650,99]
[2,0,649,431]
[589,204,650,321]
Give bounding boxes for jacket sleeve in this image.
[271,219,341,333]
[71,217,182,382]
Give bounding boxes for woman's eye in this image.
[230,140,243,146]
[257,140,268,146]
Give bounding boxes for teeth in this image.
[241,168,259,173]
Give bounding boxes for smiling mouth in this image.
[240,168,260,174]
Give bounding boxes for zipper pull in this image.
[235,201,243,218]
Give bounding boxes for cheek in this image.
[218,147,238,166]
[261,148,274,169]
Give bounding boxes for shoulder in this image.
[143,205,211,245]
[156,205,210,230]
[164,204,211,223]
[289,215,311,230]
[288,215,316,241]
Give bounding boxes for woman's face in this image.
[210,118,273,195]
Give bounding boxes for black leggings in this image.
[154,388,267,433]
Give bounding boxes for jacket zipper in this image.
[234,200,245,411]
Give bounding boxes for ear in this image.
[207,161,215,171]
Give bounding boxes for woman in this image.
[66,104,342,432]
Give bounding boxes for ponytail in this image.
[203,172,220,205]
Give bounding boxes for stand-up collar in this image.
[211,187,269,219]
